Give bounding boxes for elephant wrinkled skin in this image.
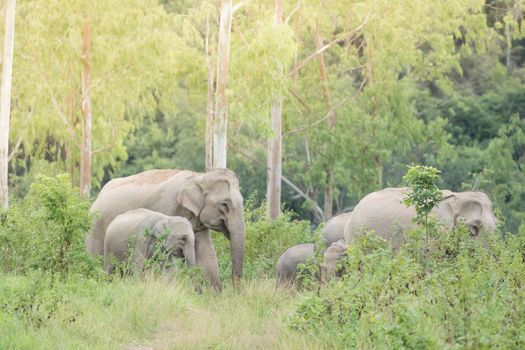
[86,169,246,291]
[104,208,196,273]
[344,187,497,250]
[321,212,353,247]
[276,240,347,286]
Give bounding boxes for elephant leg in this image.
[131,252,145,273]
[86,216,109,255]
[194,229,221,292]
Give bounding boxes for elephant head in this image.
[437,191,497,237]
[150,218,196,267]
[177,169,246,280]
[320,239,347,283]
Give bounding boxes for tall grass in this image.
[0,273,323,349]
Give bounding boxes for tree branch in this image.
[8,108,34,162]
[287,87,312,113]
[288,13,371,76]
[283,98,349,137]
[21,52,81,149]
[284,0,301,25]
[233,147,324,220]
[232,0,249,13]
[92,145,113,154]
[281,175,324,220]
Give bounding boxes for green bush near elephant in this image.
[290,225,525,349]
[0,174,102,278]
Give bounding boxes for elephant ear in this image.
[436,192,458,228]
[177,175,204,217]
[152,219,170,238]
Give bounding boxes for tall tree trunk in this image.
[316,22,336,221]
[267,0,284,219]
[0,0,16,209]
[205,16,215,172]
[505,22,512,74]
[66,90,76,184]
[267,97,282,219]
[80,18,92,198]
[213,0,233,169]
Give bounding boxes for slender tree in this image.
[205,15,215,172]
[213,0,233,169]
[316,21,336,220]
[0,0,16,208]
[80,17,92,197]
[267,0,283,219]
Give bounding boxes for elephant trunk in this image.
[184,241,197,268]
[229,215,246,282]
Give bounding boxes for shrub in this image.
[0,174,102,278]
[289,226,525,348]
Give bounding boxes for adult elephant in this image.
[86,169,246,291]
[321,211,353,247]
[344,187,497,250]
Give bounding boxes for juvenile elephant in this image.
[344,187,497,250]
[86,169,246,291]
[276,243,314,286]
[321,212,353,247]
[320,239,348,283]
[104,209,196,274]
[276,240,348,286]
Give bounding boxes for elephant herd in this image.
[86,168,497,290]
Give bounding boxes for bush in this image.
[289,226,525,348]
[215,193,315,282]
[0,174,102,278]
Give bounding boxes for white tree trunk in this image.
[205,17,215,172]
[267,97,282,219]
[80,18,92,198]
[0,0,16,209]
[213,0,233,169]
[267,0,284,219]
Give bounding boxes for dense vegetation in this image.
[1,174,524,348]
[1,0,525,348]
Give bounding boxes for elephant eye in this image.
[219,201,230,213]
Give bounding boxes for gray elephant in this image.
[320,239,347,283]
[344,187,497,250]
[276,243,314,286]
[86,169,246,291]
[276,240,347,286]
[321,212,353,247]
[104,209,196,274]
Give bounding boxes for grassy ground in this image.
[0,273,323,350]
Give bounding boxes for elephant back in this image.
[344,187,417,249]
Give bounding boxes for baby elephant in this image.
[276,243,315,286]
[276,239,347,287]
[104,208,197,274]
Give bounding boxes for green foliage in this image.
[477,115,525,231]
[8,0,190,190]
[403,165,444,226]
[0,174,101,277]
[290,226,525,348]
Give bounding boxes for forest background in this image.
[1,1,525,348]
[3,0,525,232]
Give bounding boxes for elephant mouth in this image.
[210,220,228,236]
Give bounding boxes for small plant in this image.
[403,165,443,273]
